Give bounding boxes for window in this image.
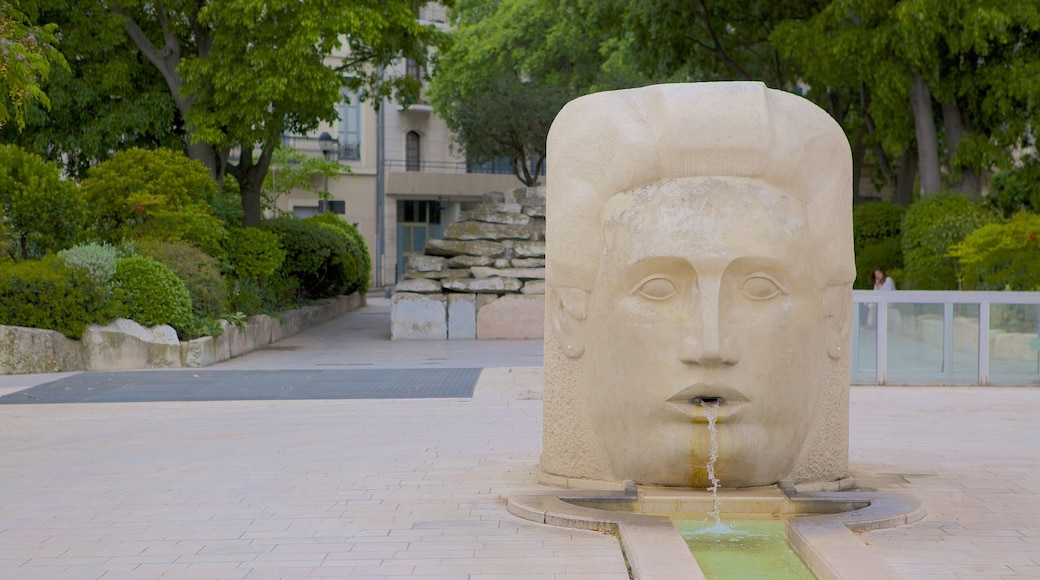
[338,87,361,161]
[406,131,421,172]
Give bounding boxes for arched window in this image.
[406,131,421,172]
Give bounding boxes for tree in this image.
[0,144,85,261]
[107,0,444,226]
[0,0,67,130]
[262,146,344,214]
[428,0,634,186]
[0,0,178,177]
[773,0,1040,200]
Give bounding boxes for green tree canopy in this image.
[106,0,445,226]
[0,0,67,130]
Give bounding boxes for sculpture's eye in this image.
[740,275,784,300]
[633,276,678,301]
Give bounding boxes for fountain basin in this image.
[508,483,923,579]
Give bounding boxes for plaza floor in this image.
[1,297,1038,579]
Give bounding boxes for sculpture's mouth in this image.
[666,385,748,423]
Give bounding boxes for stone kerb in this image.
[0,293,365,374]
[391,186,546,340]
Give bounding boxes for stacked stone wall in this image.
[391,187,546,339]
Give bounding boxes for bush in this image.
[949,211,1040,291]
[305,212,371,293]
[0,145,86,261]
[111,255,193,335]
[79,148,228,256]
[57,242,131,286]
[223,227,285,283]
[0,255,118,338]
[901,194,994,290]
[853,201,906,289]
[261,216,351,300]
[985,158,1040,217]
[135,240,226,319]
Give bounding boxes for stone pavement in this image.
[1,296,1039,579]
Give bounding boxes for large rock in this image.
[395,279,443,293]
[390,293,447,340]
[425,239,506,257]
[521,280,546,294]
[458,208,531,225]
[447,255,494,268]
[470,267,546,280]
[83,319,182,370]
[442,277,523,293]
[447,294,477,340]
[476,295,545,339]
[511,258,545,268]
[0,325,86,374]
[443,221,533,241]
[407,254,447,272]
[405,268,471,280]
[513,241,546,257]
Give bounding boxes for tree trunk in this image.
[893,149,916,206]
[941,102,980,196]
[909,70,942,196]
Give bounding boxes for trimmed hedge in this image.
[135,240,226,319]
[0,255,118,338]
[111,255,193,336]
[305,212,371,294]
[262,216,352,300]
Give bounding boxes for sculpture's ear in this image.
[822,285,852,360]
[549,286,588,359]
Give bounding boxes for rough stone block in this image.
[458,209,531,225]
[407,254,447,272]
[513,241,546,257]
[391,293,447,340]
[0,325,85,374]
[447,294,477,340]
[405,268,471,280]
[426,239,505,257]
[471,267,546,280]
[482,191,505,203]
[444,221,532,241]
[512,258,545,267]
[476,294,545,339]
[448,255,493,268]
[442,277,523,293]
[83,319,182,370]
[395,279,443,293]
[521,280,546,294]
[494,258,511,268]
[524,204,546,217]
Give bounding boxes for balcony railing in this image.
[852,290,1040,385]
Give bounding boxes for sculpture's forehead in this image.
[599,177,810,259]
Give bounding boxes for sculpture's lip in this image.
[666,384,749,423]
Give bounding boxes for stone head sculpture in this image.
[541,82,855,489]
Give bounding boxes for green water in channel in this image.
[673,517,815,580]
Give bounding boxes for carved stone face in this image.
[580,177,825,487]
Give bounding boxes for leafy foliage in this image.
[134,240,226,320]
[985,159,1040,218]
[111,254,193,336]
[0,144,84,261]
[262,147,344,213]
[901,194,994,289]
[262,216,352,300]
[223,227,285,284]
[109,0,446,226]
[79,148,227,256]
[306,212,371,294]
[57,241,131,286]
[0,1,68,130]
[853,201,906,288]
[949,212,1040,291]
[0,254,117,338]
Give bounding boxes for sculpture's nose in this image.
[678,294,740,365]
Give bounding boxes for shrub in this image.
[58,242,131,286]
[261,216,350,300]
[0,145,86,261]
[948,211,1040,291]
[223,227,285,283]
[305,212,371,293]
[853,201,906,289]
[111,255,193,335]
[79,148,228,256]
[135,240,226,319]
[0,255,118,338]
[900,194,994,290]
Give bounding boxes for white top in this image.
[876,277,895,291]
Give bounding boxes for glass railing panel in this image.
[851,302,877,384]
[988,303,1040,385]
[886,302,948,384]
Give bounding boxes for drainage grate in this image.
[0,368,481,404]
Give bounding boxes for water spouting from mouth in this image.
[703,400,723,527]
